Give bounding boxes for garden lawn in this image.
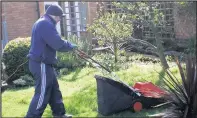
[2,62,180,117]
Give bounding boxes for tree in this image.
[88,12,133,63]
[111,1,170,70]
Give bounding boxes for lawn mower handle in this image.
[74,49,112,73]
[74,49,140,94]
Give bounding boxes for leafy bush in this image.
[92,53,132,71]
[129,54,160,63]
[13,74,34,87]
[91,52,161,72]
[92,53,117,71]
[56,35,89,70]
[2,37,31,84]
[88,12,133,63]
[59,68,69,76]
[56,52,80,69]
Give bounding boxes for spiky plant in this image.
[162,55,196,118]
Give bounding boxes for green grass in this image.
[2,62,179,117]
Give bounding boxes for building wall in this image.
[87,2,98,25]
[39,2,45,16]
[173,3,196,40]
[3,2,195,42]
[2,2,44,41]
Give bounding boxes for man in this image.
[26,4,76,118]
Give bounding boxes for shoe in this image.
[62,114,72,118]
[54,114,72,118]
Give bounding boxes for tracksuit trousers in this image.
[26,60,65,117]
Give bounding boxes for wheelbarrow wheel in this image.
[130,99,143,112]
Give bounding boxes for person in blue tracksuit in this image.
[26,4,76,118]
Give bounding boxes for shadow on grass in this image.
[66,68,82,82]
[96,105,168,117]
[43,106,53,118]
[62,84,98,116]
[1,85,33,94]
[60,68,97,82]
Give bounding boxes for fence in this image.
[98,2,176,41]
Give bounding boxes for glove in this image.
[71,43,78,50]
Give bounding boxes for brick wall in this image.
[87,2,98,25]
[39,2,45,16]
[173,3,196,40]
[0,2,2,51]
[2,2,44,41]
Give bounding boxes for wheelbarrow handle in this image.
[74,49,112,73]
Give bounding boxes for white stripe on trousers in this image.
[36,62,46,110]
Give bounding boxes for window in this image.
[62,2,87,38]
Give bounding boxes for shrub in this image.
[92,53,117,71]
[2,37,31,84]
[92,53,131,71]
[91,52,161,72]
[56,35,88,70]
[59,68,69,76]
[130,54,160,63]
[56,52,80,69]
[88,12,133,63]
[13,74,34,87]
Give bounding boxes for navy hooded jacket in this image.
[27,14,75,65]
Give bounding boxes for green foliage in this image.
[112,2,165,26]
[56,35,88,70]
[2,63,178,117]
[59,68,69,76]
[166,55,174,62]
[130,54,160,63]
[112,2,169,70]
[13,74,34,87]
[178,2,186,5]
[92,53,118,71]
[2,37,31,84]
[91,53,160,72]
[162,55,197,118]
[88,12,133,63]
[88,12,133,42]
[56,52,79,69]
[66,35,90,54]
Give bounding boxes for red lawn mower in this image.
[75,49,168,116]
